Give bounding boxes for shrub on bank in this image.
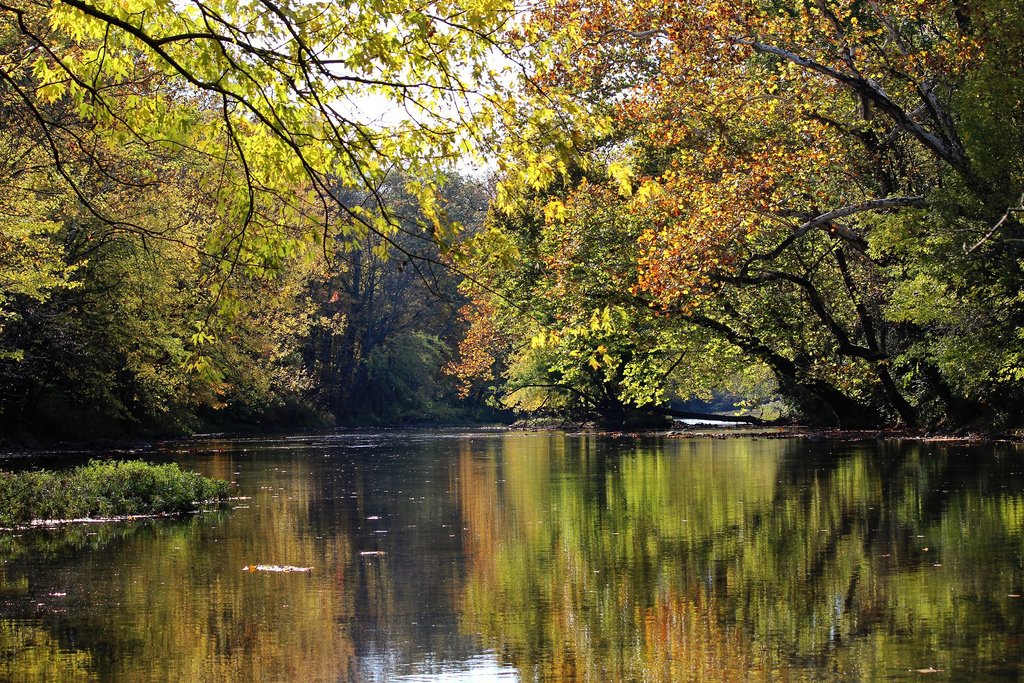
[0,460,231,526]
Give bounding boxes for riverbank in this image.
[2,423,1022,462]
[0,459,231,526]
[583,425,1024,444]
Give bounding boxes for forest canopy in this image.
[2,0,1023,436]
[0,0,509,435]
[451,0,1024,429]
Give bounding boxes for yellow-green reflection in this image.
[0,620,93,682]
[457,435,1024,681]
[1,434,1023,681]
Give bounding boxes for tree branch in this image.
[963,190,1024,254]
[746,196,927,268]
[732,37,967,169]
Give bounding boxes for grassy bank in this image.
[0,460,231,526]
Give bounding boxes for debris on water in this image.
[359,551,386,556]
[242,564,313,573]
[29,515,157,526]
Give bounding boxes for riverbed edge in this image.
[2,424,1021,459]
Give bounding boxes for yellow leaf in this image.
[608,162,633,197]
[635,179,663,202]
[543,199,567,223]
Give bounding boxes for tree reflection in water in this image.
[1,433,1023,681]
[456,434,1024,681]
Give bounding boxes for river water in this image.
[2,430,1024,681]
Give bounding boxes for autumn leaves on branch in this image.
[452,0,1024,428]
[2,0,1023,431]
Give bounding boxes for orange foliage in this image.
[641,590,784,682]
[444,300,508,398]
[527,0,981,310]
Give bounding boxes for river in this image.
[2,430,1023,681]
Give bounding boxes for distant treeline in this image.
[0,166,504,439]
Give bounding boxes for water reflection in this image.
[456,435,1024,681]
[0,432,1023,681]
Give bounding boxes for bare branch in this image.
[963,191,1024,254]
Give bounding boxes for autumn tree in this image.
[465,0,1024,428]
[0,0,529,435]
[0,0,525,374]
[447,164,774,426]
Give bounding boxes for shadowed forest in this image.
[2,0,1024,439]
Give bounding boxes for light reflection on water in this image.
[367,652,519,682]
[1,431,1024,681]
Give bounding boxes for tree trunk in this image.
[690,315,885,429]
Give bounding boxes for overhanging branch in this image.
[746,196,927,267]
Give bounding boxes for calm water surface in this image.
[2,431,1024,681]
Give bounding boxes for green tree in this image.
[0,137,319,435]
[465,0,1024,429]
[301,172,493,424]
[0,0,520,435]
[0,0,518,360]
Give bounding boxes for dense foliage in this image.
[452,0,1024,429]
[2,0,1022,434]
[0,0,513,437]
[299,174,494,425]
[0,159,494,435]
[0,459,230,524]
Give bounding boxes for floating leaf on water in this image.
[242,564,313,573]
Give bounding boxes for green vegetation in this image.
[449,0,1024,430]
[0,0,511,437]
[0,460,230,525]
[2,0,1023,433]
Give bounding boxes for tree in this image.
[0,132,320,436]
[1,0,521,359]
[448,169,770,426]
[300,172,493,424]
[0,0,524,434]
[469,0,1024,428]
